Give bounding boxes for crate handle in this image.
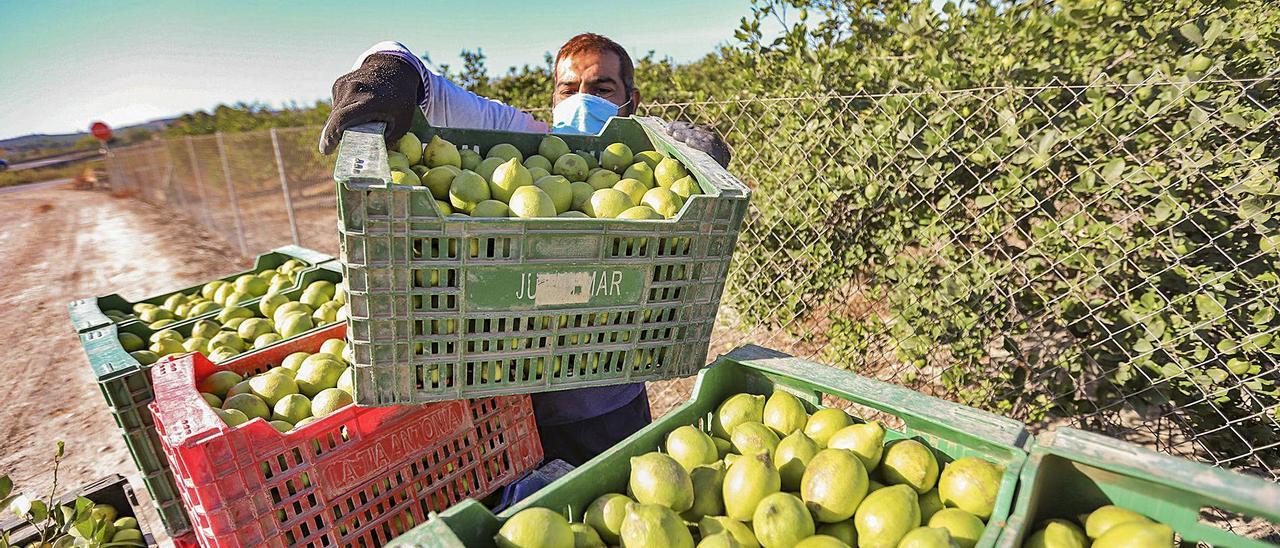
[1045,427,1280,521]
[67,297,113,333]
[635,117,751,200]
[334,122,393,189]
[723,345,1031,450]
[271,245,333,266]
[80,324,143,378]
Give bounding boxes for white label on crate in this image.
[532,272,596,306]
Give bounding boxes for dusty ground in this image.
[0,184,250,538]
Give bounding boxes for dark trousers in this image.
[536,388,652,466]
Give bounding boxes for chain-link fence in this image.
[104,127,337,256]
[103,70,1280,482]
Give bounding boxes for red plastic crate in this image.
[150,323,542,547]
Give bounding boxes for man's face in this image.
[553,49,637,115]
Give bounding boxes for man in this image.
[319,33,730,465]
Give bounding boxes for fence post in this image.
[162,139,186,210]
[102,144,121,192]
[216,133,251,257]
[185,136,214,230]
[270,128,301,246]
[152,141,168,203]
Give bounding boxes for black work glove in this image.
[318,54,424,154]
[667,121,731,168]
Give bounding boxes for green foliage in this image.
[164,101,331,137]
[699,0,1280,466]
[0,160,102,189]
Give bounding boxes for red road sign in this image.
[90,121,112,142]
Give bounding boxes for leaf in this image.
[1205,367,1228,384]
[1237,198,1270,223]
[1037,130,1059,156]
[9,494,30,519]
[1133,339,1154,353]
[1151,199,1174,223]
[998,108,1018,137]
[1223,112,1250,130]
[1195,293,1227,320]
[93,519,110,543]
[1252,306,1275,326]
[28,499,46,523]
[974,195,996,209]
[1217,338,1240,353]
[0,476,10,501]
[1260,234,1280,254]
[1245,332,1273,352]
[1101,158,1126,182]
[74,497,94,518]
[1203,19,1224,45]
[55,503,75,529]
[1178,22,1204,45]
[72,517,96,539]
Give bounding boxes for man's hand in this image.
[667,121,732,168]
[318,54,424,155]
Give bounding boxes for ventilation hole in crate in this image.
[607,236,644,257]
[417,238,442,258]
[260,461,275,482]
[429,318,457,335]
[667,236,692,257]
[311,515,327,544]
[568,355,586,376]
[413,267,457,290]
[297,517,312,539]
[474,397,495,417]
[466,360,503,385]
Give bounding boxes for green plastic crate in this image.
[333,116,751,406]
[387,344,1031,547]
[995,427,1280,548]
[67,245,332,333]
[75,262,343,536]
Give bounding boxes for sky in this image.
[0,0,761,140]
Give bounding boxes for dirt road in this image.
[0,185,249,531]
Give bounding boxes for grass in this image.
[0,160,103,189]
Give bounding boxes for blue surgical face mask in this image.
[552,93,630,135]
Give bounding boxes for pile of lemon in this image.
[498,391,1007,548]
[388,133,701,220]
